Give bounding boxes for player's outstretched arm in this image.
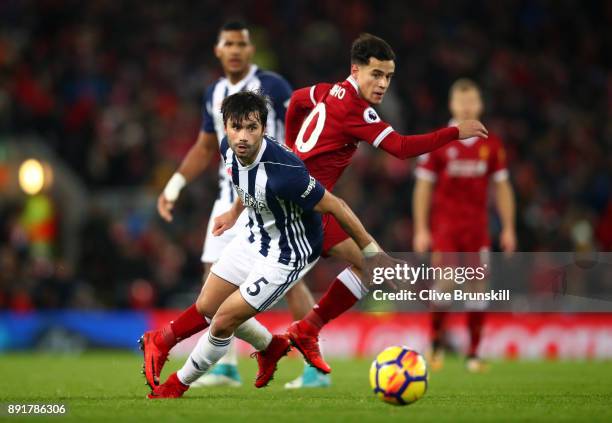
[378,120,488,160]
[212,198,245,237]
[158,131,218,222]
[495,179,517,253]
[314,191,403,289]
[313,190,376,253]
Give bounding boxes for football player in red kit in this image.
[413,78,517,372]
[276,34,489,374]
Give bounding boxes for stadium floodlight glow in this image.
[18,158,46,195]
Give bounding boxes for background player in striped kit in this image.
[156,21,327,388]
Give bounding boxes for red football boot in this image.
[139,330,170,388]
[252,334,291,388]
[147,372,189,399]
[286,321,331,374]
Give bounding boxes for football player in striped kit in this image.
[146,91,382,399]
[156,21,326,388]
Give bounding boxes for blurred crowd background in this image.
[0,0,610,310]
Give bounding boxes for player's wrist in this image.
[415,226,430,234]
[361,241,381,258]
[163,173,187,202]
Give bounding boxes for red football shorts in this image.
[431,225,490,268]
[431,223,490,253]
[321,213,350,256]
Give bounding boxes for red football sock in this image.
[155,304,209,350]
[431,311,447,352]
[300,278,359,335]
[467,311,485,357]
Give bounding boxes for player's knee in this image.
[285,281,303,301]
[210,310,244,338]
[195,292,214,319]
[210,311,240,338]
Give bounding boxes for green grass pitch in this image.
[1,352,611,422]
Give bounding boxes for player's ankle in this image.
[301,312,324,333]
[155,324,176,350]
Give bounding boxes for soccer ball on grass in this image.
[369,346,428,405]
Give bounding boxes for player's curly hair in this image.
[221,90,269,127]
[351,33,396,65]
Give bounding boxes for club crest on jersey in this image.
[363,107,381,124]
[479,145,490,160]
[235,186,269,213]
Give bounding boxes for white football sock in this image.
[234,317,273,351]
[216,338,238,366]
[177,332,233,385]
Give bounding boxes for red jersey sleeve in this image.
[378,127,459,160]
[345,101,460,159]
[344,105,393,147]
[488,134,509,182]
[285,83,331,149]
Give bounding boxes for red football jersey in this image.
[414,133,508,235]
[285,76,459,191]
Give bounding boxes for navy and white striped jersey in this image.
[220,135,325,267]
[202,65,293,205]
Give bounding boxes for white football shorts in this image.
[210,236,318,312]
[201,198,250,263]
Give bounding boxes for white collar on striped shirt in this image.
[236,137,267,170]
[226,64,259,91]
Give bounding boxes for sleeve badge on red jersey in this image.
[479,145,490,160]
[363,107,381,123]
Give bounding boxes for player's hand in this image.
[212,210,239,236]
[157,193,175,222]
[413,229,431,254]
[457,120,488,139]
[500,228,517,254]
[363,252,406,291]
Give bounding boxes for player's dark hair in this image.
[350,33,395,65]
[221,91,269,127]
[218,20,249,39]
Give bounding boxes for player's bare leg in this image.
[140,271,235,388]
[150,289,291,398]
[191,262,243,387]
[195,274,317,388]
[287,237,367,373]
[465,279,489,373]
[284,281,331,389]
[428,311,447,371]
[465,311,489,372]
[465,272,490,373]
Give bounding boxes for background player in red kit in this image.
[278,34,490,373]
[413,78,517,372]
